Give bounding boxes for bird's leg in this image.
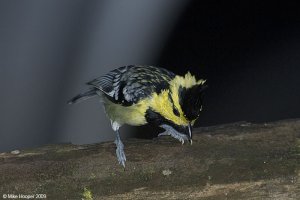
[158,124,189,144]
[115,130,126,167]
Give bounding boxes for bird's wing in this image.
[86,65,176,105]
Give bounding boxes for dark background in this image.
[0,0,299,152]
[159,1,300,126]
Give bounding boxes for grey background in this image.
[0,0,189,151]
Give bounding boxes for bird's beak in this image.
[188,123,192,144]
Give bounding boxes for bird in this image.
[68,65,207,167]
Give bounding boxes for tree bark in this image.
[1,119,299,199]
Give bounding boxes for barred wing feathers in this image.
[87,65,175,105]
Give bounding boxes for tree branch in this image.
[1,119,299,199]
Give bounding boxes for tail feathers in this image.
[68,89,97,104]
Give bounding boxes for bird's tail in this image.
[67,89,97,104]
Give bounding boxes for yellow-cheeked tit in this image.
[68,65,207,167]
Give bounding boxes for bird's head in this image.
[145,72,207,142]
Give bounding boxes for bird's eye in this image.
[173,106,180,117]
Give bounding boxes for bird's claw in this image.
[159,124,189,144]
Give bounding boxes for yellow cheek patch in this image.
[147,90,189,126]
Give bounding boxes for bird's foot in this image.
[115,139,126,167]
[159,124,189,144]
